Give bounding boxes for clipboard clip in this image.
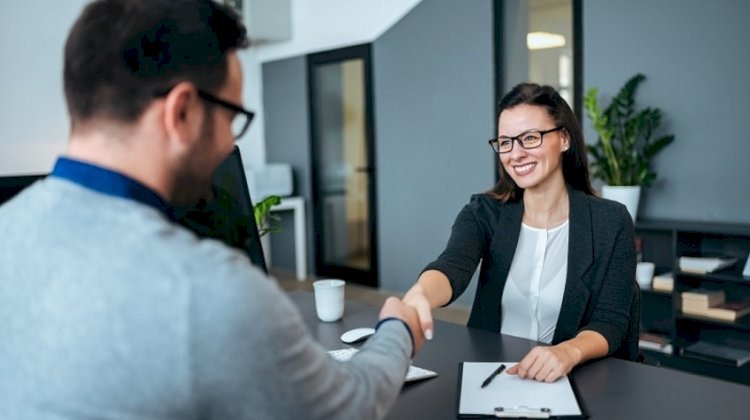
[493,405,552,418]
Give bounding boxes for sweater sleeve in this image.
[190,254,412,420]
[423,195,488,304]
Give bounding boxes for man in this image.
[0,1,424,419]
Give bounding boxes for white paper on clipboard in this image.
[458,362,583,418]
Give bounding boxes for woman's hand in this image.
[507,331,608,382]
[506,342,582,382]
[402,286,435,340]
[402,270,453,341]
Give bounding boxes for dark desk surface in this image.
[287,290,750,420]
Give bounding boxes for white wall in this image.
[0,0,422,175]
[253,0,422,63]
[0,1,88,175]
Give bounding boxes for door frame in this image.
[307,43,378,287]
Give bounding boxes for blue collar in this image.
[51,157,171,218]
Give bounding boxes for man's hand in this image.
[379,296,426,354]
[402,286,435,340]
[506,343,582,382]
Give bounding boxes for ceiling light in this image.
[527,31,566,50]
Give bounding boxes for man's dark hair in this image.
[490,82,596,202]
[64,0,248,127]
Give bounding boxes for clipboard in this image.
[456,362,588,419]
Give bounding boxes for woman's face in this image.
[497,104,569,192]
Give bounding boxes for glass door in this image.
[502,0,578,109]
[308,44,377,287]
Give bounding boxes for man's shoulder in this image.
[152,222,267,285]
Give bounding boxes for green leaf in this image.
[253,195,282,237]
[643,135,675,159]
[584,73,674,187]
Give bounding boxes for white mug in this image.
[636,262,655,287]
[313,279,345,322]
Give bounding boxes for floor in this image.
[272,267,470,325]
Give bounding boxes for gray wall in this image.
[262,56,316,271]
[373,0,494,306]
[584,0,750,223]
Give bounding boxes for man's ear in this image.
[162,82,202,150]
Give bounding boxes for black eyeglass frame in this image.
[154,87,255,140]
[197,90,255,140]
[489,126,564,154]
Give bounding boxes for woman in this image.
[403,83,637,382]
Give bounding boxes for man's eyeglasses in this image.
[196,90,254,140]
[154,87,255,140]
[489,126,564,154]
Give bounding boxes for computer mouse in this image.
[340,327,376,344]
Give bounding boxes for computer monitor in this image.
[0,174,46,206]
[173,146,268,273]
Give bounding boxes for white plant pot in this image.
[602,185,641,221]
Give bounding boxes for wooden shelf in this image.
[635,219,750,385]
[676,313,750,333]
[637,218,750,237]
[676,267,750,285]
[639,285,673,296]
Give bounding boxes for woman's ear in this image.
[162,82,202,149]
[561,129,571,151]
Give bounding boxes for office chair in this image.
[613,281,643,362]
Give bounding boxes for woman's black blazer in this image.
[424,188,639,360]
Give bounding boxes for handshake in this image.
[378,296,427,354]
[378,285,437,355]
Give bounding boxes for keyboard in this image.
[328,347,438,382]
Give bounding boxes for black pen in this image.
[480,364,506,388]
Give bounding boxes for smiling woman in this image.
[495,106,568,198]
[402,82,638,383]
[490,84,593,205]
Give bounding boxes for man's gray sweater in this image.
[0,177,411,419]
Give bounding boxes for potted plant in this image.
[584,73,675,220]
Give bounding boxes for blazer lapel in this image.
[480,199,522,332]
[553,189,594,343]
[494,199,523,272]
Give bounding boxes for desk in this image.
[286,290,750,420]
[261,196,306,280]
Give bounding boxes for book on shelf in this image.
[682,341,750,367]
[681,304,710,317]
[652,272,674,292]
[679,256,737,274]
[704,300,750,322]
[681,288,726,307]
[638,332,672,354]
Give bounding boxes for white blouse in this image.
[500,221,569,344]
